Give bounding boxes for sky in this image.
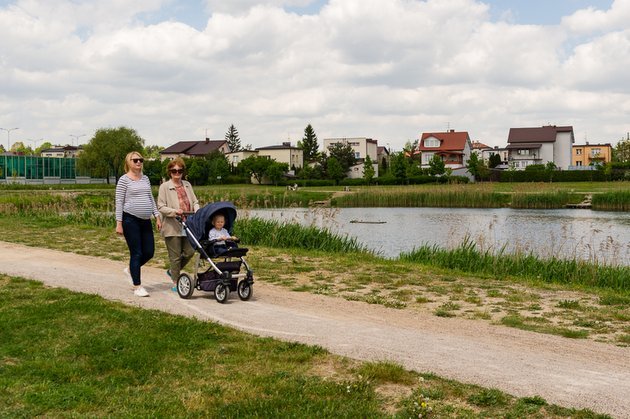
[1,0,628,152]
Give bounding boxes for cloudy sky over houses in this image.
[0,0,628,151]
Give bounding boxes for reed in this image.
[509,192,576,209]
[399,237,629,291]
[194,186,330,208]
[234,217,371,254]
[592,190,630,211]
[332,186,508,208]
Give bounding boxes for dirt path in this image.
[1,241,628,418]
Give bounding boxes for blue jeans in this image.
[122,212,155,286]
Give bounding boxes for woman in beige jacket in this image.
[157,158,200,290]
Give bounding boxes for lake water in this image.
[246,207,630,265]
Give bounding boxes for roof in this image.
[471,141,491,150]
[161,140,227,156]
[256,144,300,151]
[419,130,471,152]
[508,126,574,144]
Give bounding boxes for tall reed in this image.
[509,192,575,209]
[234,217,371,254]
[399,237,629,291]
[592,191,630,211]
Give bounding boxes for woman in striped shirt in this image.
[115,151,162,297]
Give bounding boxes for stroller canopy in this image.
[186,201,238,242]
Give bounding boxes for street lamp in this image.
[27,138,44,152]
[0,127,19,151]
[69,134,86,146]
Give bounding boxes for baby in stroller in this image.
[208,213,238,256]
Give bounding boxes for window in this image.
[576,161,582,166]
[424,138,440,148]
[355,152,360,158]
[517,149,530,156]
[576,149,582,155]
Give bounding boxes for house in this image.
[225,150,259,168]
[322,137,379,178]
[256,142,303,170]
[418,130,472,170]
[40,145,82,158]
[506,125,574,170]
[160,138,229,161]
[572,143,612,167]
[376,146,391,172]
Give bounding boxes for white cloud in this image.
[0,0,628,150]
[562,0,630,34]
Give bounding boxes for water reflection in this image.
[246,207,630,266]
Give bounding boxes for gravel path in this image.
[1,241,628,418]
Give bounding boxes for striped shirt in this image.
[115,174,160,221]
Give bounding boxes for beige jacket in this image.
[157,179,200,237]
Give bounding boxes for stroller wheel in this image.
[214,283,229,303]
[177,273,195,299]
[237,280,253,301]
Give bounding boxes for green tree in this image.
[402,139,420,162]
[266,161,289,185]
[488,153,502,168]
[363,155,375,185]
[206,151,231,184]
[390,152,408,184]
[78,126,144,183]
[225,124,241,152]
[327,142,356,174]
[298,124,319,163]
[239,155,274,184]
[326,156,345,184]
[10,141,32,155]
[613,135,630,162]
[143,158,164,185]
[428,154,446,176]
[144,144,164,160]
[35,141,52,155]
[466,151,487,182]
[186,158,208,186]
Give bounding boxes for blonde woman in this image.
[157,158,199,291]
[115,151,162,297]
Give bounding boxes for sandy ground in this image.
[0,241,628,418]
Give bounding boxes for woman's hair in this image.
[123,151,144,172]
[167,157,186,177]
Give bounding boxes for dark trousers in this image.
[122,212,155,286]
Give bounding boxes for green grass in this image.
[0,276,611,418]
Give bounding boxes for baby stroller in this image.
[176,201,254,303]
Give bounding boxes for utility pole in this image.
[0,127,19,151]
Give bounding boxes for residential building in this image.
[256,142,303,170]
[225,150,258,168]
[418,130,472,170]
[40,145,82,158]
[160,138,229,161]
[506,125,574,170]
[376,146,391,173]
[323,137,379,178]
[572,143,612,167]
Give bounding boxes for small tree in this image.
[239,155,273,184]
[266,161,289,185]
[206,150,231,184]
[326,157,345,185]
[363,155,375,185]
[327,142,356,174]
[298,124,319,163]
[143,144,164,160]
[224,124,241,152]
[466,151,487,182]
[428,154,446,176]
[613,135,630,162]
[390,152,408,184]
[488,153,502,168]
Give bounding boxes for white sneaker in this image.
[123,268,133,285]
[134,286,149,297]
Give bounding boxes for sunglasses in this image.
[170,168,184,174]
[131,158,144,163]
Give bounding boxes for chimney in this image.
[449,129,454,133]
[282,142,291,146]
[205,137,209,144]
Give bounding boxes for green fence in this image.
[0,155,91,180]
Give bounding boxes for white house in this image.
[506,125,574,170]
[322,137,379,178]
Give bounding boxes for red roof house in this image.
[418,130,472,169]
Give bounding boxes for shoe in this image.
[166,269,172,278]
[123,268,133,285]
[134,287,149,297]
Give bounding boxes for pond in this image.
[246,207,630,266]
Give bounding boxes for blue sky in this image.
[0,0,627,149]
